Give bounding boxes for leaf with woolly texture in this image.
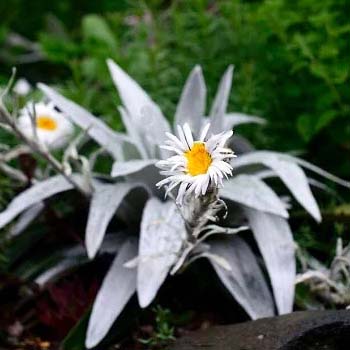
[210,236,275,319]
[9,202,45,237]
[38,83,129,160]
[86,238,138,349]
[107,59,170,155]
[221,174,289,218]
[85,182,147,259]
[233,151,322,221]
[137,198,186,308]
[224,112,266,128]
[174,65,206,136]
[0,174,83,230]
[209,65,234,134]
[111,159,158,178]
[244,207,296,315]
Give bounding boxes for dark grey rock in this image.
[171,310,350,350]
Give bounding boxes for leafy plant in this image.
[138,305,175,348]
[0,60,349,349]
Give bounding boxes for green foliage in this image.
[139,305,176,348]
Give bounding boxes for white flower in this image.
[156,123,235,203]
[13,78,32,96]
[17,102,74,150]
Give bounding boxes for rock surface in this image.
[171,310,350,350]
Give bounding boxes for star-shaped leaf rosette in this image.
[0,61,349,348]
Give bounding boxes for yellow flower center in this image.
[185,142,212,176]
[36,116,58,131]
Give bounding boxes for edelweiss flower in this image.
[18,102,74,149]
[156,123,235,203]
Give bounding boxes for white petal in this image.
[183,123,194,148]
[199,123,211,142]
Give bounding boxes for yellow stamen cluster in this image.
[185,142,212,176]
[36,116,58,131]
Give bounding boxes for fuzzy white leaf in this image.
[266,158,321,222]
[233,151,321,221]
[221,174,289,218]
[244,207,296,314]
[137,198,186,308]
[118,106,146,159]
[209,65,234,133]
[111,159,158,178]
[38,83,129,160]
[0,175,82,230]
[86,238,138,349]
[292,156,350,189]
[234,151,350,188]
[10,202,45,237]
[224,112,266,128]
[174,65,206,135]
[210,236,275,319]
[86,183,144,259]
[107,59,170,155]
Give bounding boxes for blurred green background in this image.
[1,0,349,180]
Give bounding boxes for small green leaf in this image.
[61,310,91,350]
[310,62,328,80]
[82,15,118,51]
[297,114,315,142]
[315,110,337,132]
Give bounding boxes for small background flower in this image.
[17,102,74,150]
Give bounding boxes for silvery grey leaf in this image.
[38,83,130,160]
[86,183,144,259]
[234,150,350,188]
[205,253,232,270]
[244,207,295,314]
[292,156,350,189]
[224,112,266,129]
[0,174,83,230]
[111,159,158,178]
[233,152,321,221]
[263,158,321,221]
[210,236,275,319]
[118,106,147,159]
[107,59,170,155]
[137,198,186,308]
[86,238,138,349]
[257,170,335,195]
[9,202,45,237]
[307,178,335,195]
[221,174,289,218]
[174,65,206,135]
[209,65,234,133]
